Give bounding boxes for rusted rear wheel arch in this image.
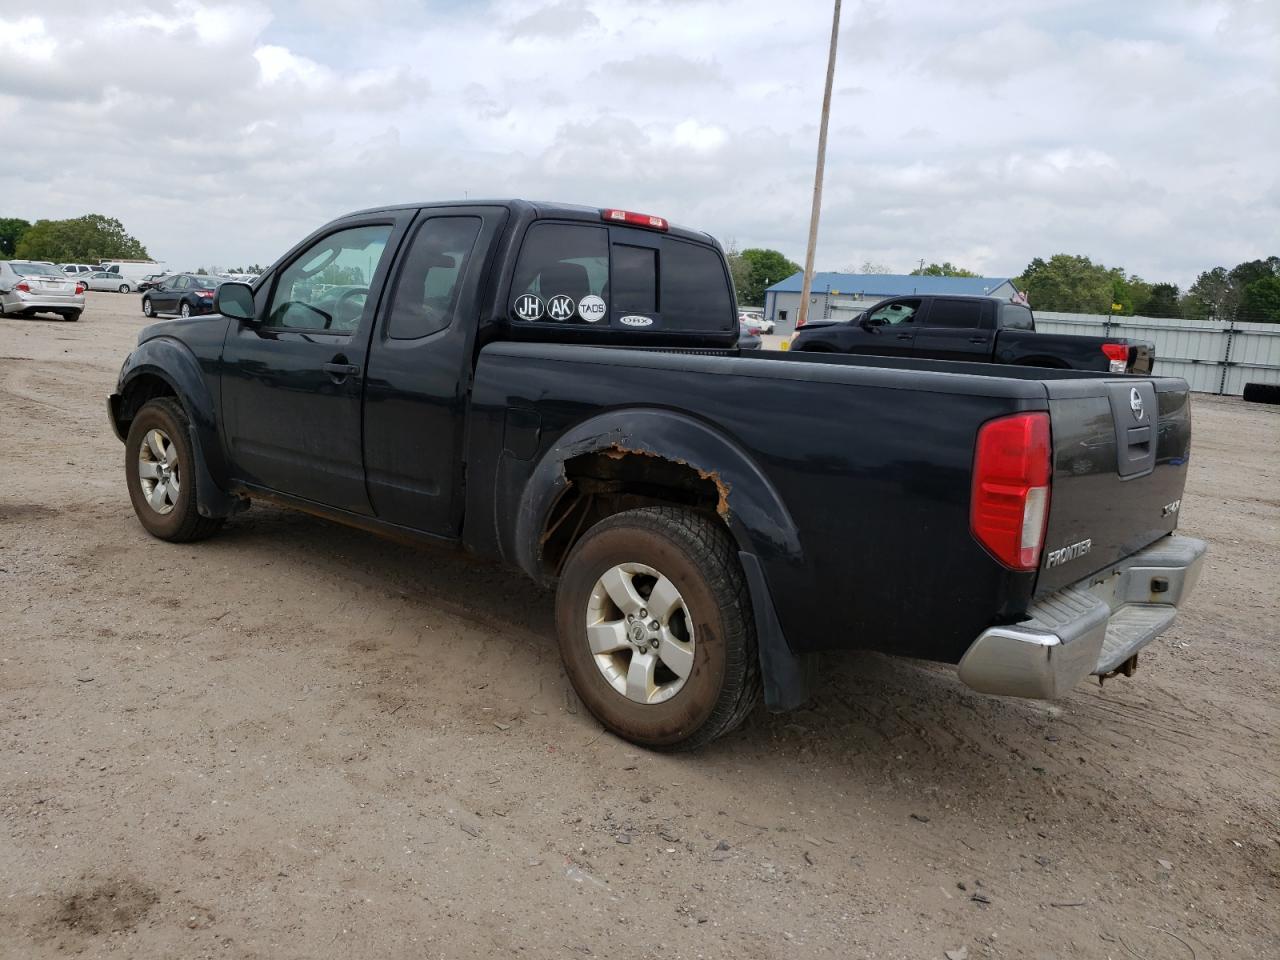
[512,409,803,588]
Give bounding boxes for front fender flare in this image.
[116,338,240,519]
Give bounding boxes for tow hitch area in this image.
[1098,653,1140,685]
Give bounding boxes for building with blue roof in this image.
[763,272,1021,330]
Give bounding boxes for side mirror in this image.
[215,282,256,321]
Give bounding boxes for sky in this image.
[0,0,1276,286]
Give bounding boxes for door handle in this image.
[968,337,987,344]
[895,333,912,340]
[322,361,360,381]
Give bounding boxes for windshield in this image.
[12,262,63,278]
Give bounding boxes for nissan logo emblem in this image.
[1129,387,1145,421]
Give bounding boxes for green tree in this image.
[1017,254,1115,313]
[0,217,32,257]
[910,261,979,277]
[14,214,149,263]
[1181,258,1279,321]
[735,248,800,307]
[1136,282,1181,318]
[1242,274,1280,322]
[1183,266,1241,320]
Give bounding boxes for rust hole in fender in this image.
[539,445,732,575]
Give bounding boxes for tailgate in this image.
[1036,376,1190,595]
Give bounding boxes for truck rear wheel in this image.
[124,398,224,543]
[555,506,760,750]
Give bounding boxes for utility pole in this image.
[796,0,842,329]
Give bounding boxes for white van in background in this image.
[100,260,166,283]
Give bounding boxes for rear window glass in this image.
[1000,303,1034,330]
[12,262,62,278]
[510,223,608,324]
[661,238,733,331]
[510,223,733,332]
[612,244,657,314]
[926,299,985,329]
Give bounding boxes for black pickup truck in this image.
[107,200,1205,749]
[790,294,1155,373]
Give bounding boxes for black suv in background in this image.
[791,294,1154,373]
[141,274,223,319]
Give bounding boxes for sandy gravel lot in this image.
[2,292,1277,959]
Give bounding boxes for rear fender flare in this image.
[513,407,803,582]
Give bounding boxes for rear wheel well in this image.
[116,374,178,435]
[539,449,730,577]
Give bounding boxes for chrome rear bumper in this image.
[958,534,1207,699]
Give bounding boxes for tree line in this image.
[1,215,150,263]
[724,242,1280,324]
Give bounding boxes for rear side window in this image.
[1000,303,1034,330]
[510,223,609,324]
[386,216,482,339]
[926,298,984,329]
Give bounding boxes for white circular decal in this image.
[513,293,544,321]
[547,294,576,321]
[577,294,607,323]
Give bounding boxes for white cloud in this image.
[0,0,1274,286]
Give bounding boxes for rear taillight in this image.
[971,412,1052,571]
[15,281,30,293]
[601,208,669,231]
[75,282,86,294]
[1101,342,1128,373]
[198,289,215,298]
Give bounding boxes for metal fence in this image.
[1034,312,1280,396]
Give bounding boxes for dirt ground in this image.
[2,292,1277,960]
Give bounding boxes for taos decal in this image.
[512,293,543,321]
[1162,499,1181,518]
[619,315,654,327]
[577,295,607,322]
[1045,538,1092,569]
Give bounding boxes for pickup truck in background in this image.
[107,199,1204,749]
[790,294,1155,373]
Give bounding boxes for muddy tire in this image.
[125,398,224,542]
[555,506,760,750]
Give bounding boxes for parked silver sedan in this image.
[82,270,137,293]
[0,260,85,320]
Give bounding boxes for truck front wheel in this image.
[124,398,224,542]
[555,506,760,750]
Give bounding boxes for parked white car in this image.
[83,270,137,293]
[1,260,85,320]
[59,263,99,277]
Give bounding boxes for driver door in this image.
[219,214,412,513]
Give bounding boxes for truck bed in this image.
[469,342,1190,666]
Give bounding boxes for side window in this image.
[867,298,921,325]
[926,299,984,329]
[386,216,482,340]
[171,276,190,290]
[1000,304,1034,331]
[660,238,733,331]
[510,223,609,323]
[266,224,393,332]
